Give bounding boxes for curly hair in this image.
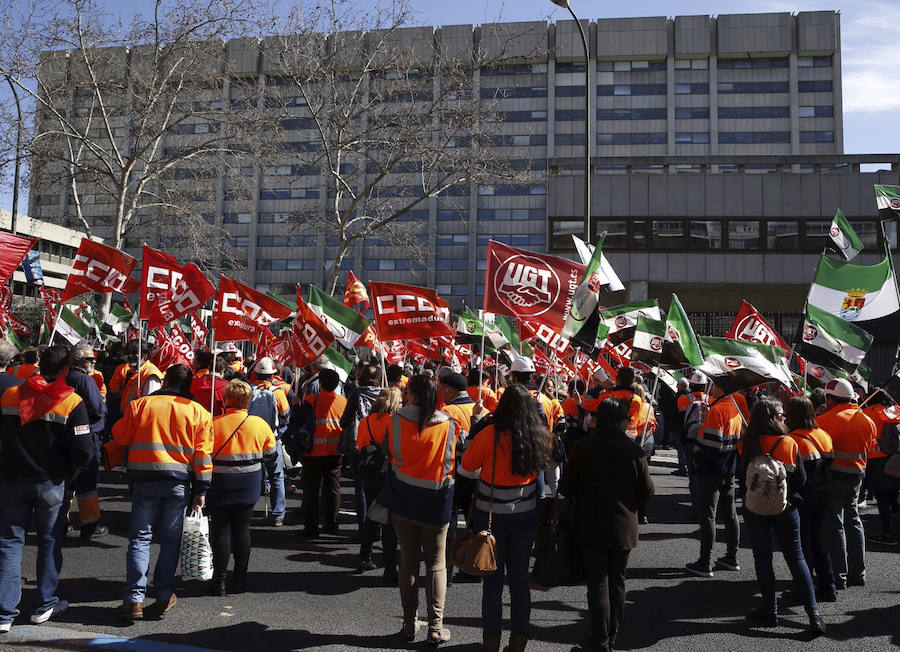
[492,384,552,476]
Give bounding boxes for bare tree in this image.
[267,0,542,293]
[0,0,279,283]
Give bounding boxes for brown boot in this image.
[481,634,502,652]
[114,602,143,621]
[503,632,528,652]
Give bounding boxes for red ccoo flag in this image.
[141,247,215,329]
[62,238,139,303]
[289,291,335,368]
[344,270,370,310]
[370,281,454,341]
[484,240,585,330]
[0,232,39,286]
[213,276,293,343]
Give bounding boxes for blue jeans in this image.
[0,479,67,623]
[352,456,367,530]
[263,440,285,520]
[827,474,865,583]
[744,507,818,615]
[473,510,536,637]
[124,480,189,604]
[674,438,688,473]
[798,491,835,593]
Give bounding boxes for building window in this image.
[798,55,833,67]
[555,133,585,146]
[598,133,667,145]
[651,221,685,249]
[717,81,789,94]
[555,85,585,97]
[597,83,666,96]
[597,108,667,120]
[766,221,799,250]
[798,105,833,118]
[718,57,788,69]
[595,220,628,249]
[480,86,548,99]
[719,106,790,119]
[799,130,834,143]
[689,220,722,250]
[497,110,547,122]
[555,109,585,121]
[798,80,833,93]
[675,107,710,119]
[727,221,760,250]
[675,132,710,144]
[674,58,709,70]
[849,220,880,248]
[674,83,709,94]
[556,62,586,73]
[549,219,583,250]
[719,132,790,144]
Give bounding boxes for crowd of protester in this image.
[0,337,898,651]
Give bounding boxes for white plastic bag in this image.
[179,508,213,581]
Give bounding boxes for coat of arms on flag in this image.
[839,289,866,321]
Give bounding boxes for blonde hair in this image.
[224,379,253,409]
[370,387,403,415]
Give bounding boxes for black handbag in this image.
[358,418,387,477]
[531,496,584,587]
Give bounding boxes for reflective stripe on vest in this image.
[476,497,537,514]
[390,413,457,490]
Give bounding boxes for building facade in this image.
[28,11,899,316]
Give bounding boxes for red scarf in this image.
[18,376,74,425]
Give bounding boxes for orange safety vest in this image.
[357,412,391,449]
[467,385,499,412]
[740,434,800,473]
[8,363,38,379]
[387,411,458,490]
[862,404,899,461]
[109,361,163,412]
[109,393,213,484]
[89,369,107,399]
[304,391,347,456]
[210,408,277,474]
[815,403,876,476]
[460,423,538,515]
[697,395,744,453]
[561,396,580,419]
[443,400,477,437]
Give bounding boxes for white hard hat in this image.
[689,370,708,385]
[510,356,535,373]
[825,378,856,400]
[222,342,238,353]
[255,357,277,375]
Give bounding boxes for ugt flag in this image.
[484,240,585,330]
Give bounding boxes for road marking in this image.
[2,625,220,651]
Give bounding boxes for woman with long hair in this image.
[559,397,654,652]
[739,397,825,635]
[460,384,552,652]
[377,375,461,646]
[356,387,402,580]
[784,396,836,601]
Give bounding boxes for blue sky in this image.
[4,0,897,215]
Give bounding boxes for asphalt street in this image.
[4,454,899,652]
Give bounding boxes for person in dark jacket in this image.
[207,380,278,596]
[0,345,93,632]
[559,398,654,652]
[0,340,23,397]
[65,344,108,541]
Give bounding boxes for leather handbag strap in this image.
[213,415,249,461]
[487,429,498,532]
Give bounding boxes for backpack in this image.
[683,397,708,443]
[357,418,388,478]
[249,384,279,432]
[878,421,900,456]
[745,437,788,516]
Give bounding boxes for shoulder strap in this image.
[212,415,249,461]
[487,428,498,532]
[767,436,786,457]
[795,430,824,454]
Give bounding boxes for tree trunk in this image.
[325,243,348,296]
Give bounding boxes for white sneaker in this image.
[0,621,11,633]
[30,600,68,624]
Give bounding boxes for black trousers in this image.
[209,504,254,580]
[581,548,631,652]
[301,455,342,529]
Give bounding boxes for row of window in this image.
[257,259,319,271]
[549,218,893,253]
[555,130,836,146]
[259,188,320,200]
[478,208,545,221]
[257,235,317,247]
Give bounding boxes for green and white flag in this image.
[697,336,793,394]
[875,184,900,217]
[826,209,863,262]
[495,315,533,357]
[631,316,666,365]
[307,285,371,349]
[564,233,610,339]
[807,241,900,324]
[599,299,661,336]
[101,303,131,336]
[572,234,625,292]
[799,303,873,373]
[663,294,704,367]
[56,306,91,345]
[322,345,353,383]
[455,308,508,350]
[805,361,870,393]
[3,326,24,351]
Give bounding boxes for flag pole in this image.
[536,347,557,397]
[639,367,661,440]
[477,313,487,404]
[729,394,748,427]
[209,327,217,416]
[136,319,144,399]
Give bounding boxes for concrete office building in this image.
[27,11,900,319]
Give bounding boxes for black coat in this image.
[558,428,654,551]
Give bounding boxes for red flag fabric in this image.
[150,327,190,369]
[213,276,292,343]
[39,287,62,324]
[142,247,215,328]
[344,271,370,310]
[62,238,139,303]
[407,340,442,362]
[5,313,31,336]
[18,376,75,425]
[484,240,585,329]
[385,340,406,365]
[168,325,195,364]
[0,232,38,286]
[725,300,790,349]
[355,323,379,350]
[189,312,208,351]
[289,295,335,368]
[370,281,454,341]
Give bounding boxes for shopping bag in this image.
[531,497,583,587]
[179,508,213,581]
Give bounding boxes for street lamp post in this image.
[550,0,590,243]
